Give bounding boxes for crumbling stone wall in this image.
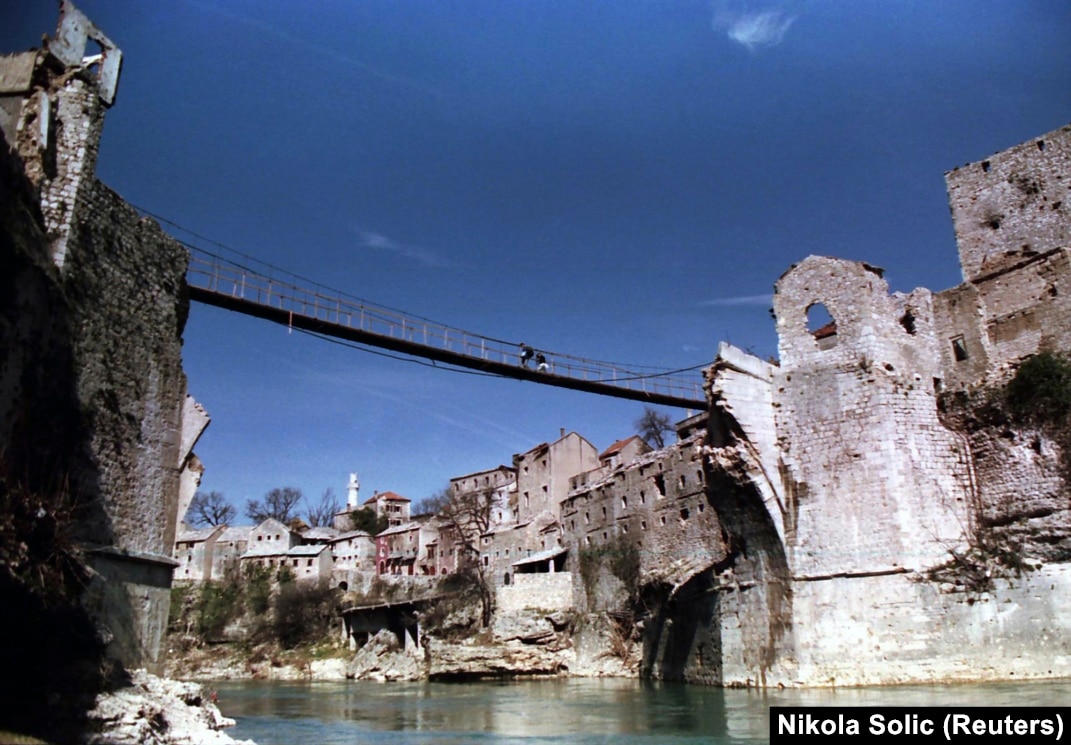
[947,124,1070,284]
[940,125,1071,390]
[772,256,972,577]
[561,433,725,592]
[1,3,203,678]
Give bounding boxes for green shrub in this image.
[244,564,272,615]
[1006,351,1071,425]
[195,581,241,639]
[273,581,338,649]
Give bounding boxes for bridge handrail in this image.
[186,249,705,401]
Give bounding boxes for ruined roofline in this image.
[943,122,1071,177]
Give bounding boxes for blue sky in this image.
[4,1,1070,519]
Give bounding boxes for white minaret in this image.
[347,472,360,508]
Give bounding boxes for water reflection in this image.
[214,677,1071,745]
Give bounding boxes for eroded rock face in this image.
[85,670,255,745]
[347,630,425,682]
[426,638,572,680]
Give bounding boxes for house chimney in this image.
[560,427,565,438]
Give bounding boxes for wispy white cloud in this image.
[712,2,796,52]
[698,293,773,307]
[356,228,451,269]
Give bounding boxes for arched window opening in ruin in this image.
[899,310,917,335]
[338,581,348,591]
[806,303,838,349]
[951,336,969,362]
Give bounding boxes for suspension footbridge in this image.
[185,247,709,410]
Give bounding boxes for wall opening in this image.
[899,310,917,335]
[951,336,969,362]
[1037,140,1046,151]
[806,303,838,349]
[982,160,991,173]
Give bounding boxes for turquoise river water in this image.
[214,677,1071,744]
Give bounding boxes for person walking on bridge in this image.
[519,343,534,367]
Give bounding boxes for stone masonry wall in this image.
[773,256,972,577]
[65,180,190,556]
[946,123,1071,284]
[786,565,1071,687]
[1,8,196,676]
[561,433,727,593]
[496,573,574,613]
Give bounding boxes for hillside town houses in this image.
[172,427,673,590]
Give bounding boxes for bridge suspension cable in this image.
[145,206,709,409]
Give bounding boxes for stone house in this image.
[300,526,340,544]
[421,519,461,576]
[449,465,517,528]
[328,530,376,573]
[514,431,600,524]
[248,518,300,553]
[375,520,423,575]
[208,525,251,580]
[173,525,224,582]
[598,435,651,471]
[366,491,411,528]
[240,544,333,583]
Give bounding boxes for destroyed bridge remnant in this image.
[2,0,1070,701]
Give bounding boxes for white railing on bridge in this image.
[186,249,705,404]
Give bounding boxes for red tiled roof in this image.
[813,321,838,340]
[364,490,410,505]
[600,435,642,460]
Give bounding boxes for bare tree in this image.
[306,487,341,528]
[245,486,304,524]
[424,484,495,626]
[186,490,236,527]
[635,406,674,449]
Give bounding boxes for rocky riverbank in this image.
[164,609,638,684]
[85,670,255,745]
